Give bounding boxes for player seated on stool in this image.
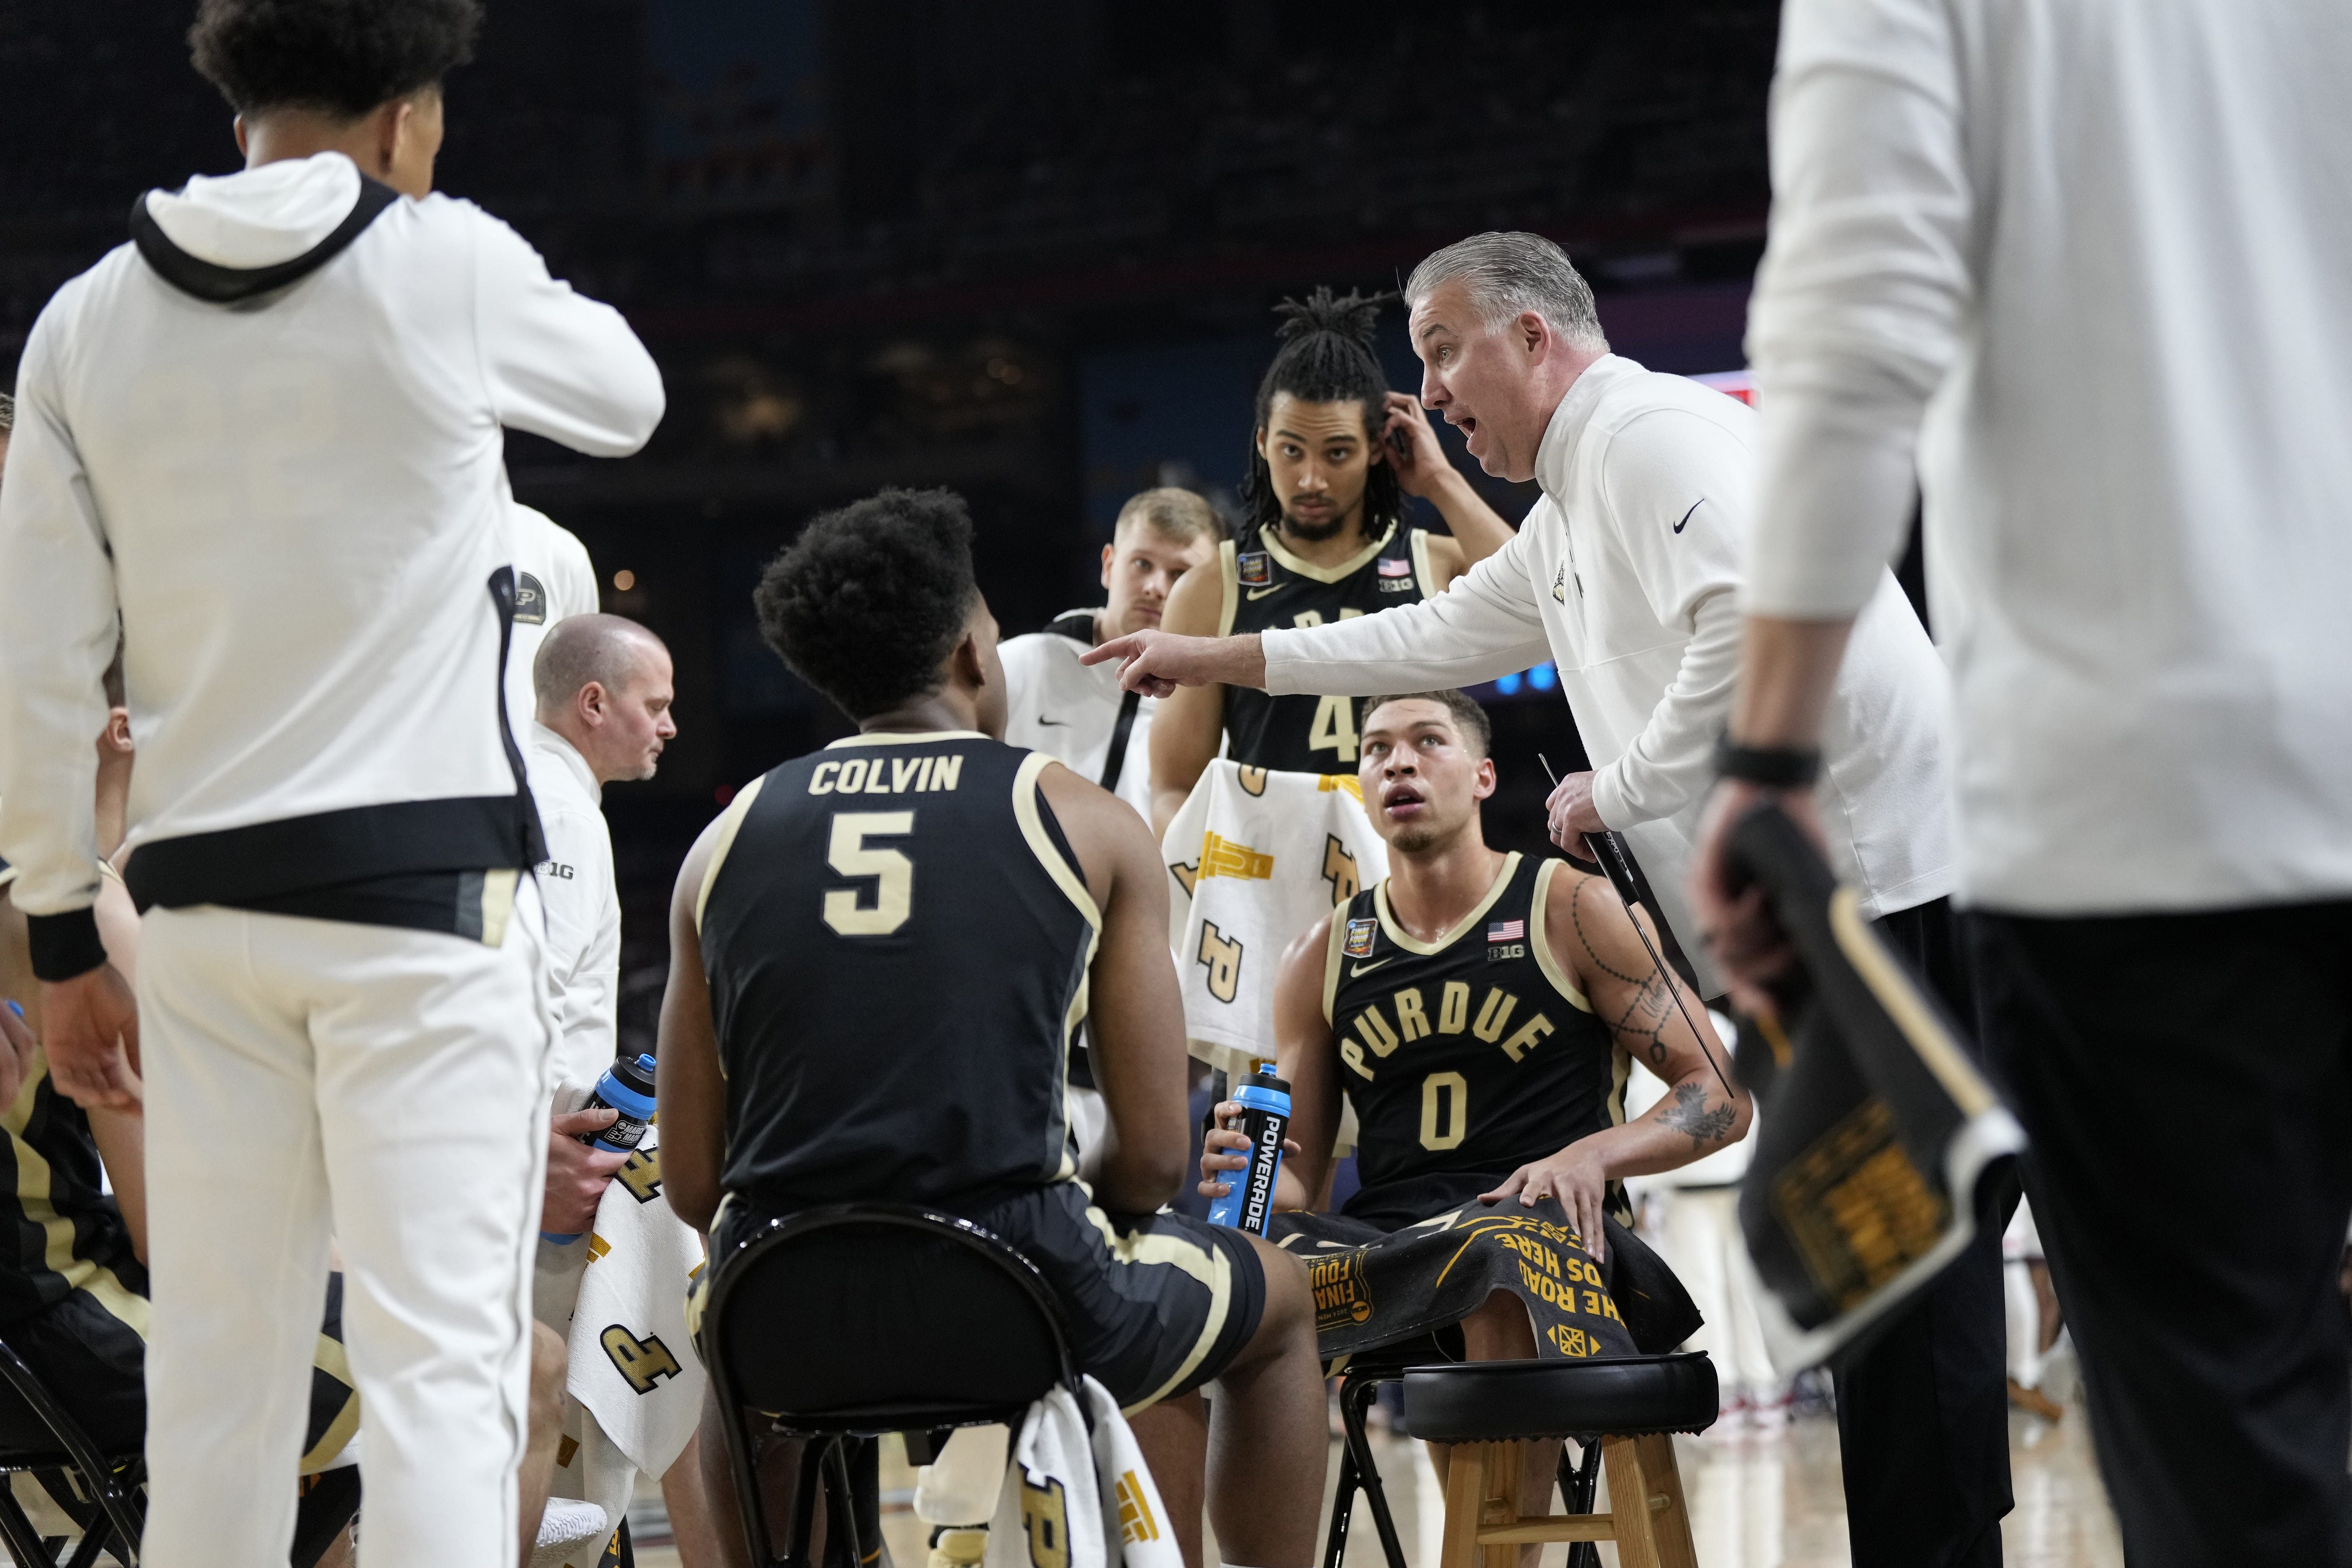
[657,487,1328,1568]
[0,648,574,1568]
[1198,691,1748,1532]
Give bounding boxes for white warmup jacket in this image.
[1262,356,1953,994]
[525,724,621,1090]
[1000,611,1159,822]
[1745,0,2352,913]
[505,506,601,747]
[0,150,662,955]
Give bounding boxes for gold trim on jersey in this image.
[478,867,518,948]
[1321,910,1348,1025]
[1372,851,1521,957]
[1015,753,1104,1184]
[824,729,990,748]
[694,776,769,934]
[6,1058,147,1335]
[299,1332,362,1474]
[1408,527,1438,597]
[1260,521,1398,585]
[1078,1186,1232,1413]
[1526,859,1595,1013]
[1216,539,1241,638]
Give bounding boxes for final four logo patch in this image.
[1344,917,1379,958]
[1237,551,1272,587]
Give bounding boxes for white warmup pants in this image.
[137,896,552,1568]
[1657,1187,1781,1399]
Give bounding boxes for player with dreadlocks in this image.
[1147,288,1513,836]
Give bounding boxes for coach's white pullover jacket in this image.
[0,152,663,952]
[1261,356,1952,992]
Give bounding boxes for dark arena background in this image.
[0,0,1789,1053]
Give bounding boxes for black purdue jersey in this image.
[1219,519,1439,774]
[696,731,1097,1213]
[0,1056,147,1328]
[1323,852,1627,1230]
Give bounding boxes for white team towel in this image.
[985,1377,1183,1568]
[533,1100,708,1563]
[1163,760,1388,1079]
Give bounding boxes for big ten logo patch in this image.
[1322,835,1360,906]
[616,1146,663,1203]
[1196,923,1244,1003]
[1019,1472,1072,1568]
[1112,1470,1161,1547]
[538,860,577,880]
[601,1324,684,1394]
[1308,1251,1375,1332]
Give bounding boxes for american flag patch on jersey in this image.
[1344,917,1380,958]
[1377,556,1413,577]
[1487,919,1526,943]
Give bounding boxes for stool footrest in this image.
[1477,1515,1615,1544]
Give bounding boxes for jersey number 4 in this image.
[1308,695,1359,763]
[823,811,914,936]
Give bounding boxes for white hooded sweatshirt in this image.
[0,152,661,955]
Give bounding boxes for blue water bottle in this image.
[542,1052,658,1244]
[1207,1066,1292,1236]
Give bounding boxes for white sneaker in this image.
[530,1498,610,1568]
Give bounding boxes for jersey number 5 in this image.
[824,812,914,936]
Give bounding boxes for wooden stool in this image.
[1403,1354,1718,1568]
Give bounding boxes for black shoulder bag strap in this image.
[1097,689,1142,792]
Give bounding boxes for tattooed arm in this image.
[1480,865,1752,1258]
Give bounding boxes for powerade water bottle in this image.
[542,1052,658,1244]
[1207,1066,1291,1236]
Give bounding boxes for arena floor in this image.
[626,1352,2122,1568]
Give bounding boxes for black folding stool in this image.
[1324,1336,1611,1568]
[0,1338,146,1568]
[698,1203,1083,1568]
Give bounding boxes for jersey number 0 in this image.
[823,811,914,936]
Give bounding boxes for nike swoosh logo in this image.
[1246,585,1282,600]
[1036,716,1068,726]
[1349,958,1393,977]
[1672,500,1703,535]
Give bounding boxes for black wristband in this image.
[1714,735,1822,788]
[26,908,108,983]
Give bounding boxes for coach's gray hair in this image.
[534,613,665,718]
[1403,232,1608,353]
